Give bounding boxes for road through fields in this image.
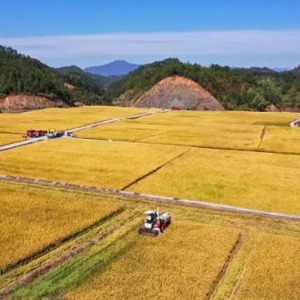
[1,174,300,222]
[0,111,155,152]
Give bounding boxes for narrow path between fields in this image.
[0,213,139,299]
[1,174,300,221]
[257,125,267,149]
[205,234,243,300]
[0,208,125,276]
[0,111,155,152]
[74,136,300,156]
[121,148,192,190]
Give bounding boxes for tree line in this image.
[0,46,112,105]
[107,58,300,111]
[1,45,300,111]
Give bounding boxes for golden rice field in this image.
[77,118,263,150]
[129,147,300,214]
[61,206,300,300]
[65,222,240,300]
[0,133,24,146]
[0,138,188,190]
[76,119,167,142]
[0,180,120,272]
[1,108,300,299]
[0,106,148,134]
[236,234,300,299]
[4,181,300,300]
[260,125,300,154]
[77,110,300,152]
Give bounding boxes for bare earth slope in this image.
[0,95,67,113]
[133,76,225,110]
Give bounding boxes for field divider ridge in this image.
[1,174,300,221]
[121,147,192,190]
[0,211,140,299]
[0,207,125,276]
[205,233,243,300]
[257,125,267,149]
[73,136,300,156]
[133,131,167,142]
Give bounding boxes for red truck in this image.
[26,130,48,138]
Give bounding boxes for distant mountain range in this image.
[83,60,292,77]
[231,66,292,73]
[84,60,140,76]
[273,67,292,72]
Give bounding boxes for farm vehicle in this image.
[25,129,48,138]
[25,129,75,139]
[47,129,65,139]
[138,208,171,237]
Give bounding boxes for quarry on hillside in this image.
[133,76,225,111]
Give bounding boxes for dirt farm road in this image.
[1,174,300,222]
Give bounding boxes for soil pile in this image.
[0,95,67,113]
[133,76,224,111]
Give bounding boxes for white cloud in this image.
[0,29,300,67]
[0,30,299,60]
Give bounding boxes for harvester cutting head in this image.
[138,208,171,237]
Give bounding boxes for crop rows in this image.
[0,138,189,190]
[1,135,300,215]
[1,107,300,299]
[0,181,121,273]
[2,179,300,299]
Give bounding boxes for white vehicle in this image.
[138,208,171,237]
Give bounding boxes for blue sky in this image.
[0,0,299,68]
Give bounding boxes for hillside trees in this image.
[107,59,300,111]
[0,46,111,105]
[0,46,72,102]
[1,44,300,111]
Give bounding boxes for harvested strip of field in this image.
[236,234,300,299]
[259,125,300,154]
[0,106,148,134]
[129,147,300,214]
[0,181,121,273]
[65,222,240,300]
[0,133,24,146]
[0,138,188,189]
[8,193,300,299]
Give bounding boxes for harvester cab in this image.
[138,208,171,237]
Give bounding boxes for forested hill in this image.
[57,66,120,94]
[0,46,111,106]
[1,45,300,111]
[107,58,300,111]
[0,46,72,103]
